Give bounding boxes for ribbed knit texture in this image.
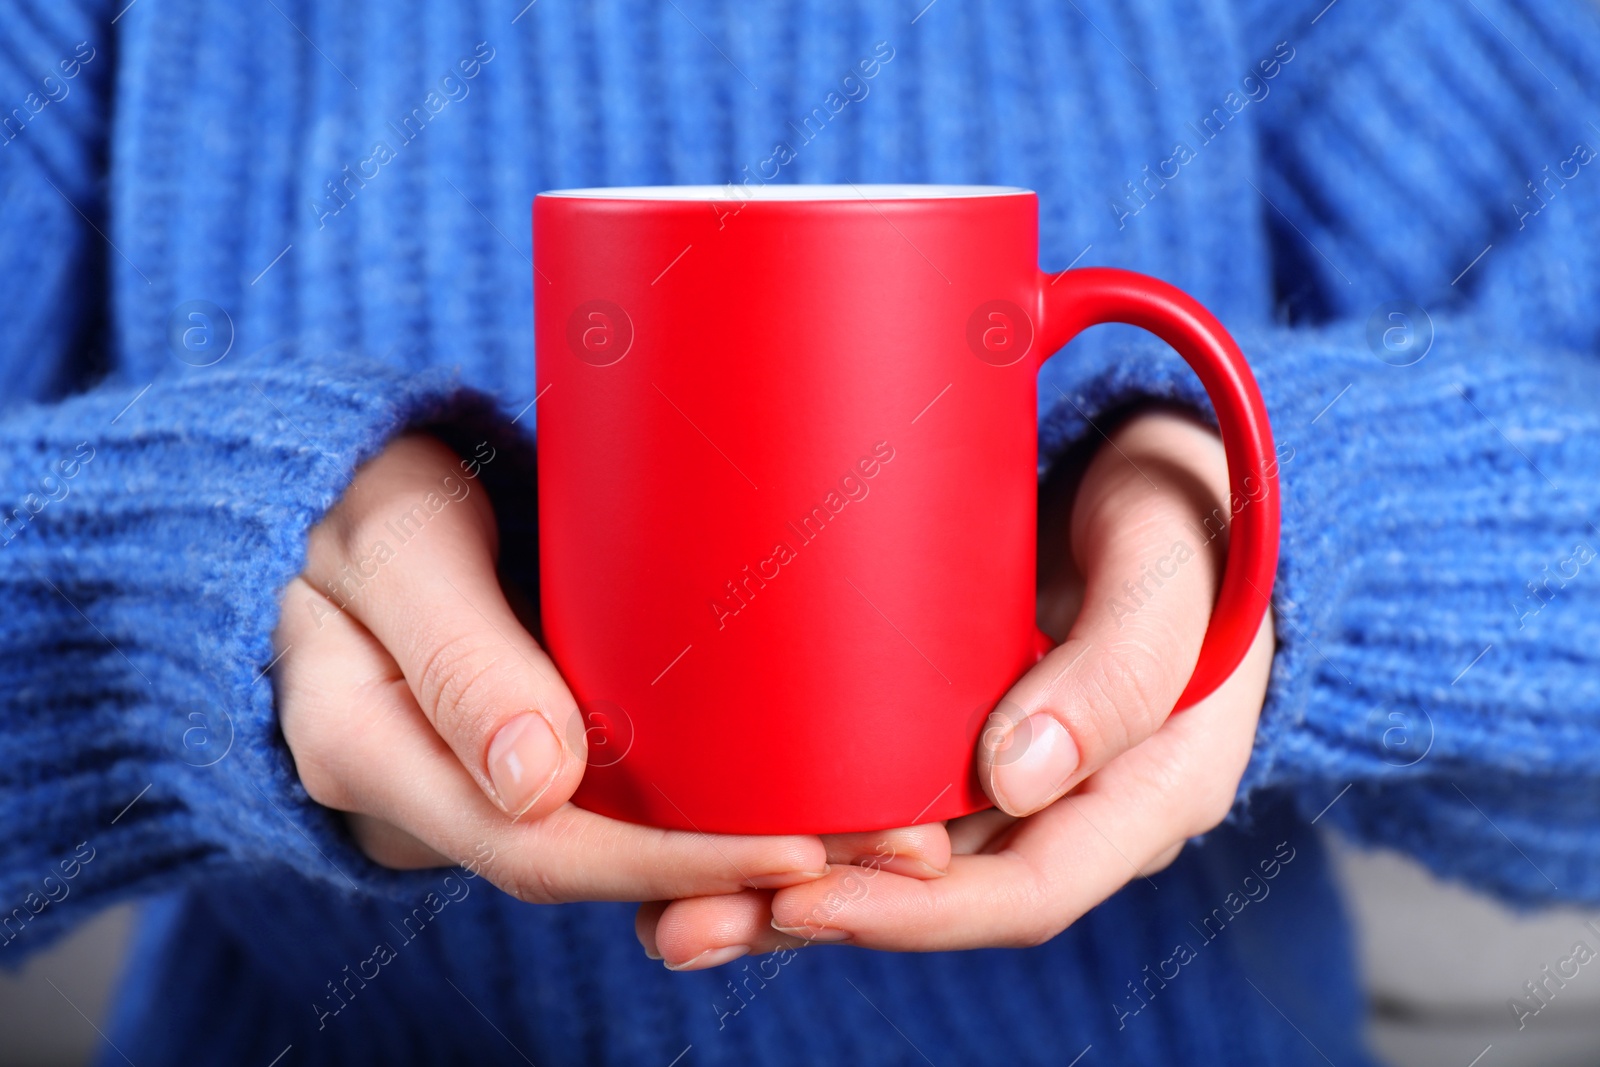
[0,0,1597,1063]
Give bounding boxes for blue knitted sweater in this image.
[3,0,1600,1063]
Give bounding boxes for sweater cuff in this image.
[0,350,530,953]
[1040,319,1600,905]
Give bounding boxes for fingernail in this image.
[990,713,1079,815]
[771,920,852,944]
[852,855,948,879]
[664,945,749,972]
[744,868,829,890]
[643,945,663,961]
[487,712,562,817]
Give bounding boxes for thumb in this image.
[304,435,587,819]
[979,412,1229,816]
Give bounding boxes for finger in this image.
[276,581,829,897]
[820,824,951,879]
[300,436,584,820]
[647,891,814,970]
[1146,842,1185,875]
[638,825,954,965]
[635,826,954,967]
[982,412,1231,816]
[345,813,454,870]
[635,901,669,960]
[774,611,1271,951]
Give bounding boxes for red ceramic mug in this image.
[533,185,1278,835]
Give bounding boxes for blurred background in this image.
[5,835,1599,1066]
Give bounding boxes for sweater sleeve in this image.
[0,353,531,959]
[0,3,529,959]
[1038,315,1600,908]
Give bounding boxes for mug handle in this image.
[1029,267,1281,711]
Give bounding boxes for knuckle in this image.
[309,481,380,580]
[295,754,353,812]
[1132,755,1190,813]
[274,668,312,746]
[1125,737,1236,839]
[1146,843,1186,875]
[1000,872,1068,949]
[329,502,412,591]
[414,633,511,741]
[1017,925,1062,950]
[1187,779,1240,837]
[321,491,360,554]
[274,580,318,645]
[1078,639,1172,752]
[278,688,349,811]
[493,864,560,906]
[1005,911,1066,949]
[286,671,413,817]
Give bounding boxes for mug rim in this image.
[538,183,1033,201]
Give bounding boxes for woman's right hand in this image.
[270,435,942,907]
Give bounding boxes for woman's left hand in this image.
[635,410,1274,966]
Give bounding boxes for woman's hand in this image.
[272,436,949,904]
[636,410,1273,963]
